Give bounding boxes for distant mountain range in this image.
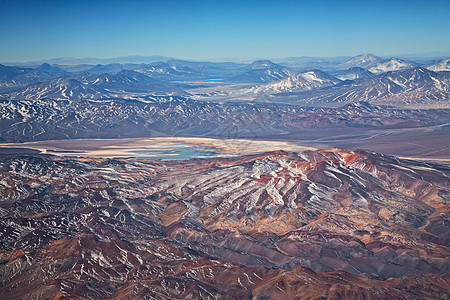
[0,64,59,90]
[226,65,447,107]
[0,54,449,107]
[0,70,187,100]
[3,55,174,66]
[4,52,449,67]
[250,67,449,107]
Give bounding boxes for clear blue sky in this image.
[1,0,449,62]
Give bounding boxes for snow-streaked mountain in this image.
[427,57,450,72]
[338,53,384,69]
[336,67,374,80]
[338,54,417,74]
[281,67,450,106]
[368,58,418,74]
[0,77,113,100]
[89,70,167,91]
[0,70,185,100]
[247,69,341,94]
[3,96,447,143]
[226,60,296,83]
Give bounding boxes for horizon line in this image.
[2,51,450,65]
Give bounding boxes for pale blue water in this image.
[196,78,223,82]
[127,146,221,160]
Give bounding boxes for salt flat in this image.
[0,137,316,159]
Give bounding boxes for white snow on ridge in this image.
[246,70,340,95]
[302,71,325,83]
[427,57,450,72]
[369,58,415,74]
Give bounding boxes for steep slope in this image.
[0,149,449,298]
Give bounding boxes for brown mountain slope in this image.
[0,149,449,298]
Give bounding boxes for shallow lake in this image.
[127,145,223,160]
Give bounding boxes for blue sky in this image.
[1,0,449,62]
